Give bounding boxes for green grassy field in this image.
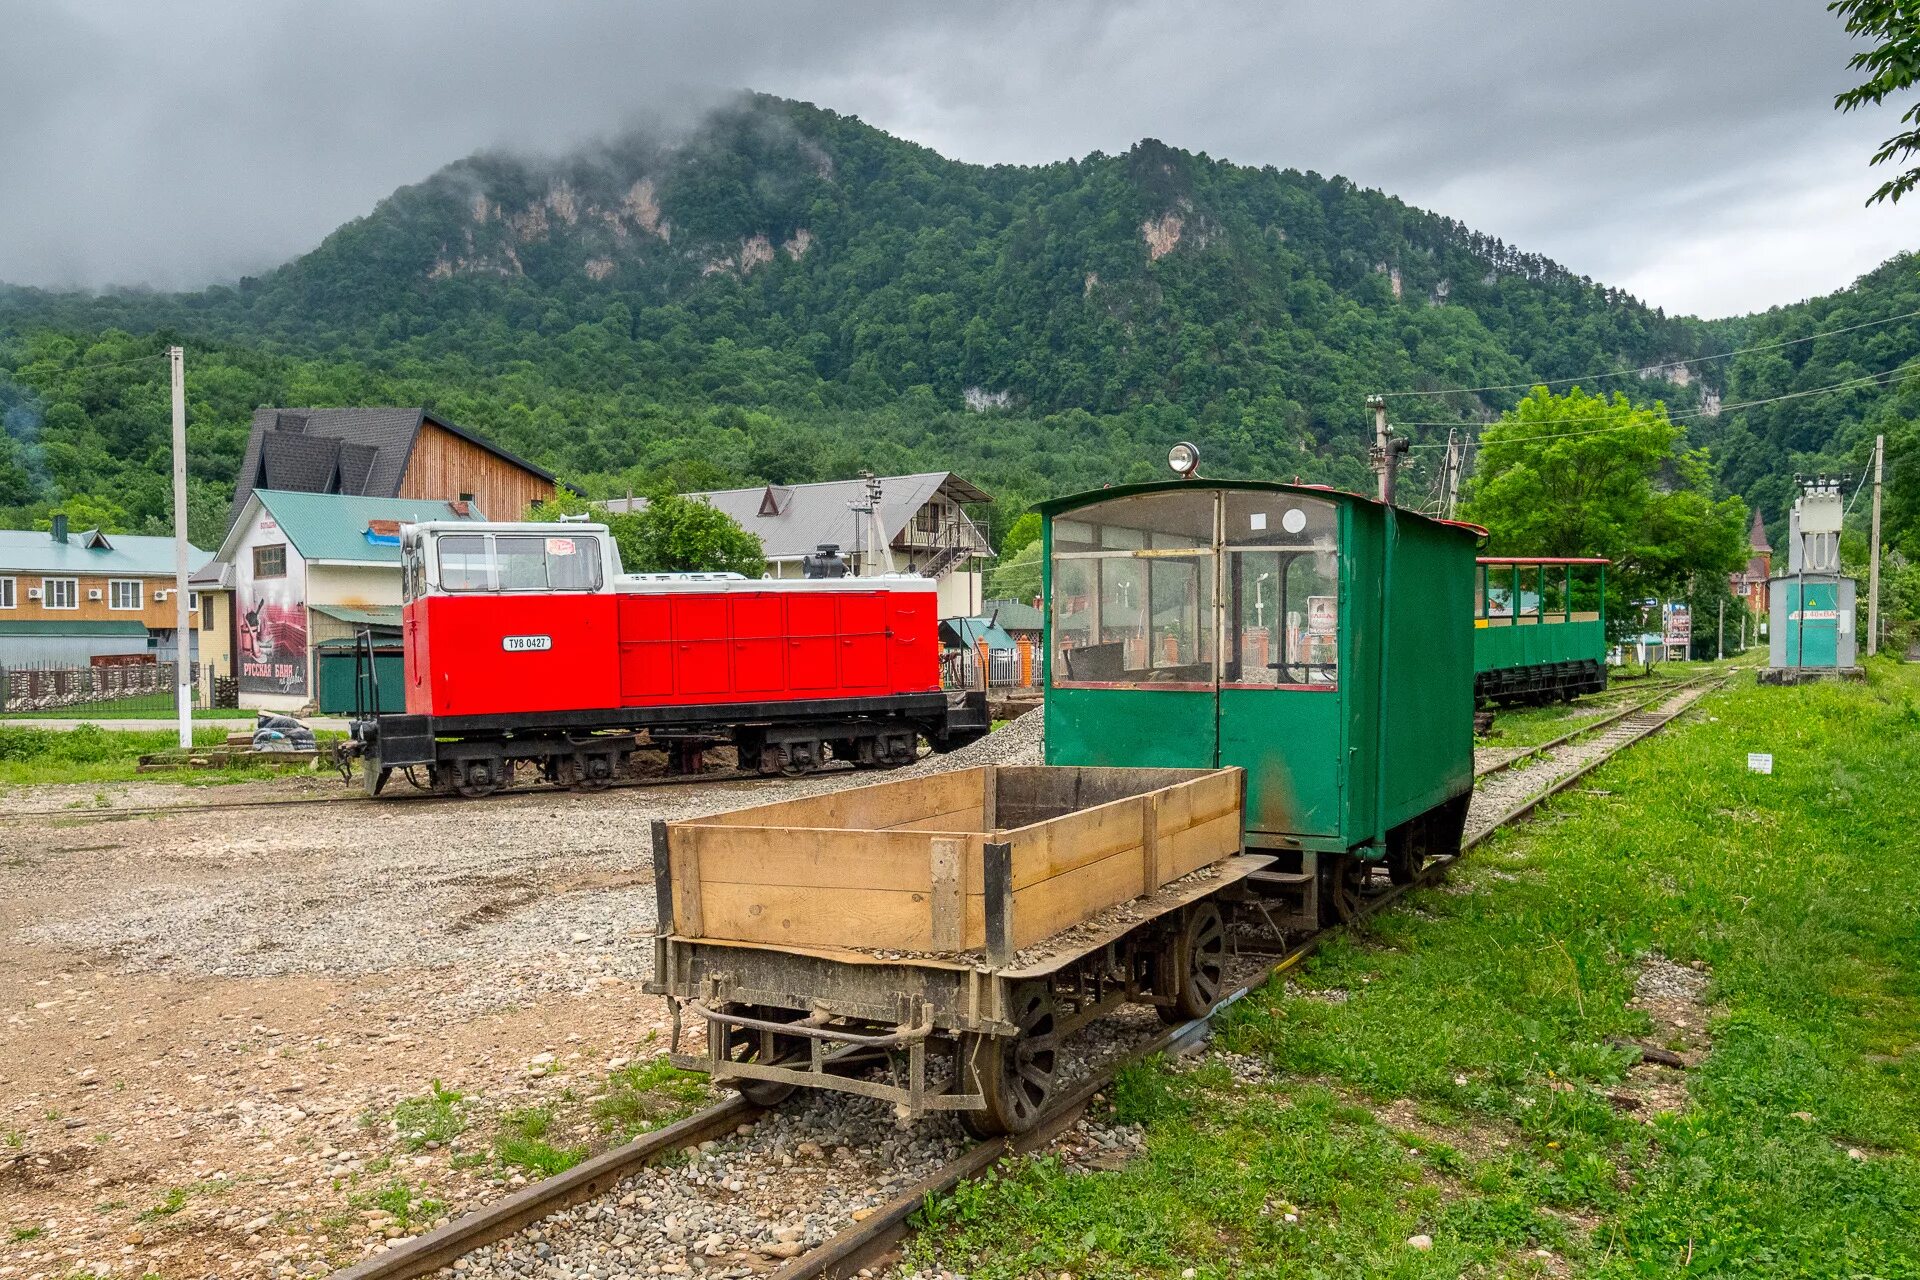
[0,723,341,787]
[905,662,1920,1279]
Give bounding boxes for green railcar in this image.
[1040,480,1480,920]
[1472,557,1610,704]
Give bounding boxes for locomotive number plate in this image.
[502,635,553,652]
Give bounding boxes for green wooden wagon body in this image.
[1471,557,1610,704]
[1040,480,1480,862]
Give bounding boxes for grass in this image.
[591,1059,710,1140]
[1,706,265,720]
[390,1080,467,1150]
[493,1106,587,1176]
[903,661,1920,1279]
[346,1179,444,1230]
[0,722,342,786]
[10,1226,43,1242]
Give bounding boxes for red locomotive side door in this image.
[838,593,889,690]
[787,594,838,691]
[886,591,939,692]
[671,595,731,698]
[618,595,674,703]
[730,594,785,694]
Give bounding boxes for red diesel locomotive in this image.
[343,522,989,796]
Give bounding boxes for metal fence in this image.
[941,640,1040,691]
[0,661,214,716]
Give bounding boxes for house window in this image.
[109,579,143,611]
[196,593,213,631]
[42,577,78,610]
[0,577,13,609]
[916,504,941,534]
[254,544,288,579]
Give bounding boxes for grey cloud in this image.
[0,0,1910,314]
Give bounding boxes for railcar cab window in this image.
[1051,489,1216,688]
[432,532,604,593]
[1223,493,1338,689]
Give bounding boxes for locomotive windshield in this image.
[1049,488,1339,690]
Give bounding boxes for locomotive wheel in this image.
[780,741,824,776]
[725,1006,809,1107]
[1157,901,1227,1024]
[454,759,507,799]
[1316,853,1370,926]
[960,983,1057,1138]
[559,752,617,792]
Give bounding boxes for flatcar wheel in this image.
[1158,901,1227,1024]
[1317,853,1369,926]
[960,983,1057,1138]
[726,1007,807,1107]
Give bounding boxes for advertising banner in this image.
[235,514,309,698]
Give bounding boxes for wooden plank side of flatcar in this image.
[661,764,1244,961]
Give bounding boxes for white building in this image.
[605,472,994,618]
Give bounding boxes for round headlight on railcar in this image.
[1167,441,1201,477]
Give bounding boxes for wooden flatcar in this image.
[648,763,1256,1134]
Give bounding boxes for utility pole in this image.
[169,346,191,749]
[1717,597,1725,661]
[1868,433,1884,656]
[1365,395,1409,506]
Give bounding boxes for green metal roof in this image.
[251,490,484,564]
[0,619,150,637]
[0,528,212,577]
[309,603,402,627]
[983,598,1044,632]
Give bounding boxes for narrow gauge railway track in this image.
[0,763,825,825]
[1473,673,1717,781]
[330,676,1726,1280]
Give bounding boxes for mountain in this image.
[0,93,1908,552]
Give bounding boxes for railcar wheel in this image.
[1386,827,1423,886]
[1317,853,1369,926]
[780,740,824,776]
[960,983,1057,1137]
[725,1007,808,1107]
[454,759,507,799]
[1158,901,1227,1023]
[560,752,618,792]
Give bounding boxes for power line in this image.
[1402,362,1920,448]
[1375,305,1920,400]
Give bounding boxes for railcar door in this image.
[1217,491,1345,843]
[1044,488,1219,771]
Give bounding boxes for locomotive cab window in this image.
[1223,493,1339,689]
[434,532,604,593]
[1051,489,1216,688]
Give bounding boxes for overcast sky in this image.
[2,0,1914,317]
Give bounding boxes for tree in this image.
[998,511,1041,557]
[1832,0,1920,204]
[1460,387,1750,639]
[987,539,1041,602]
[628,492,766,575]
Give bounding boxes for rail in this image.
[326,674,1728,1280]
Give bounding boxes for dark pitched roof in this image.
[228,407,559,529]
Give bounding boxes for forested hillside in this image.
[0,92,1907,551]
